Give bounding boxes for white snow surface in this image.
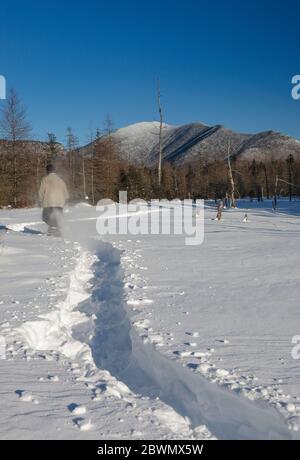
[113,121,174,163]
[0,200,300,439]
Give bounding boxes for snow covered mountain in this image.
[80,121,300,166]
[1,121,299,167]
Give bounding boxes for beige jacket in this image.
[39,173,69,208]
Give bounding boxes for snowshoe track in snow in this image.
[75,241,292,440]
[14,233,294,440]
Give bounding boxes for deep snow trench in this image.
[73,240,292,440]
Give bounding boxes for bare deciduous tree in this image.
[157,79,163,190]
[0,88,32,206]
[272,175,279,210]
[104,113,115,137]
[66,127,78,188]
[287,154,294,202]
[226,141,237,208]
[47,132,60,163]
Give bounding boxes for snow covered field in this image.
[0,200,300,440]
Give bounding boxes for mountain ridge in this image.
[79,121,300,165]
[1,121,300,166]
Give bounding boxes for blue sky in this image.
[1,0,300,145]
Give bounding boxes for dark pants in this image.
[42,207,63,235]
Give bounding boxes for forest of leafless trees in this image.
[1,89,300,208]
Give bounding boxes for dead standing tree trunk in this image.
[227,141,237,208]
[81,154,86,199]
[272,175,279,210]
[157,79,163,191]
[91,146,95,205]
[287,154,294,202]
[262,163,270,200]
[66,127,76,191]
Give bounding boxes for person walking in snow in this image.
[39,164,69,236]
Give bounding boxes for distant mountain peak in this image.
[78,121,300,166]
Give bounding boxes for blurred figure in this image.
[39,164,69,236]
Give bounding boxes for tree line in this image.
[1,89,300,208]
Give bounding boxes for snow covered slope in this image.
[78,122,300,166]
[1,201,300,439]
[113,121,174,164]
